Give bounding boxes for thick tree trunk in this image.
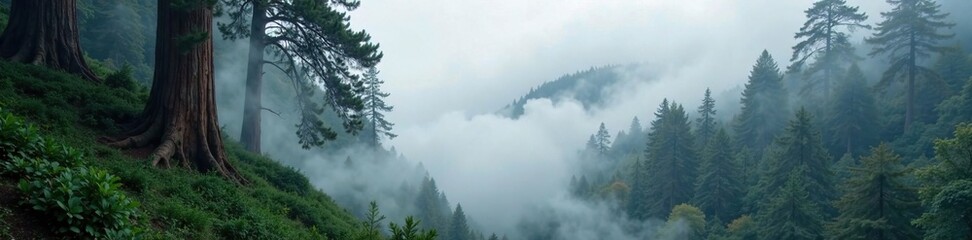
[108,0,244,183]
[0,0,99,81]
[239,2,268,153]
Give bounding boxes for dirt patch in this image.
[0,180,57,239]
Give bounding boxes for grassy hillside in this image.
[0,60,362,239]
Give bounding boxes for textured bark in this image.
[0,0,99,81]
[239,1,268,153]
[108,0,244,183]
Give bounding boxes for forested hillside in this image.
[0,0,971,239]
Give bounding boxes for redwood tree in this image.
[0,0,99,81]
[108,0,244,183]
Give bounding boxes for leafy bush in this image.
[19,166,141,237]
[0,109,141,238]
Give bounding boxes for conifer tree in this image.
[696,88,718,147]
[415,177,452,231]
[693,129,743,222]
[914,123,972,239]
[829,143,919,240]
[219,0,382,152]
[735,51,789,154]
[626,159,650,219]
[866,0,954,130]
[754,108,834,213]
[827,64,878,156]
[595,122,612,156]
[448,204,472,240]
[663,204,707,240]
[934,46,972,93]
[790,0,869,97]
[757,168,825,240]
[361,67,396,148]
[641,99,698,218]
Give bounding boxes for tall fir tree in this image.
[790,0,869,97]
[866,0,954,131]
[448,204,472,240]
[829,143,920,240]
[827,64,879,157]
[757,167,826,240]
[627,159,650,219]
[595,122,612,156]
[361,67,397,148]
[415,176,452,232]
[753,108,834,214]
[735,50,789,154]
[693,128,743,222]
[639,99,698,218]
[696,88,718,147]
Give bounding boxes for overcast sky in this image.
[349,0,900,126]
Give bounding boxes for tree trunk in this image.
[905,32,916,131]
[108,0,244,183]
[0,0,99,81]
[239,2,268,153]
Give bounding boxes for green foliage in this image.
[726,215,758,240]
[693,129,742,222]
[631,99,697,219]
[735,50,789,153]
[827,64,879,157]
[829,143,920,240]
[389,216,437,240]
[0,61,144,134]
[753,108,834,213]
[448,204,472,240]
[914,123,972,239]
[350,201,385,240]
[757,168,825,240]
[790,0,869,97]
[695,88,717,147]
[0,110,141,238]
[663,204,706,240]
[361,67,397,148]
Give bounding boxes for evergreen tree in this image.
[914,123,972,239]
[448,204,472,240]
[753,108,834,213]
[790,0,869,97]
[641,99,698,218]
[696,88,718,147]
[693,129,743,222]
[389,216,438,240]
[219,0,382,152]
[415,177,452,231]
[361,67,397,148]
[487,233,498,240]
[735,50,789,154]
[757,167,825,240]
[827,64,879,156]
[0,0,99,81]
[937,77,972,128]
[626,159,650,219]
[595,122,612,155]
[933,46,972,93]
[726,215,759,240]
[866,0,954,130]
[829,143,920,240]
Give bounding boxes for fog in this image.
[209,0,969,239]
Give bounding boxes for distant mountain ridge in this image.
[500,64,652,118]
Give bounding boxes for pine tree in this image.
[626,159,650,219]
[753,108,834,213]
[934,46,972,93]
[696,88,718,147]
[415,177,451,231]
[361,67,396,148]
[595,122,612,155]
[866,0,954,130]
[827,64,878,157]
[641,99,698,218]
[389,216,438,240]
[790,0,869,97]
[693,129,743,222]
[448,204,472,240]
[757,167,825,240]
[219,0,382,152]
[735,50,789,154]
[829,143,920,240]
[914,123,972,239]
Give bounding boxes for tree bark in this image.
[108,0,244,183]
[240,1,268,153]
[0,0,99,82]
